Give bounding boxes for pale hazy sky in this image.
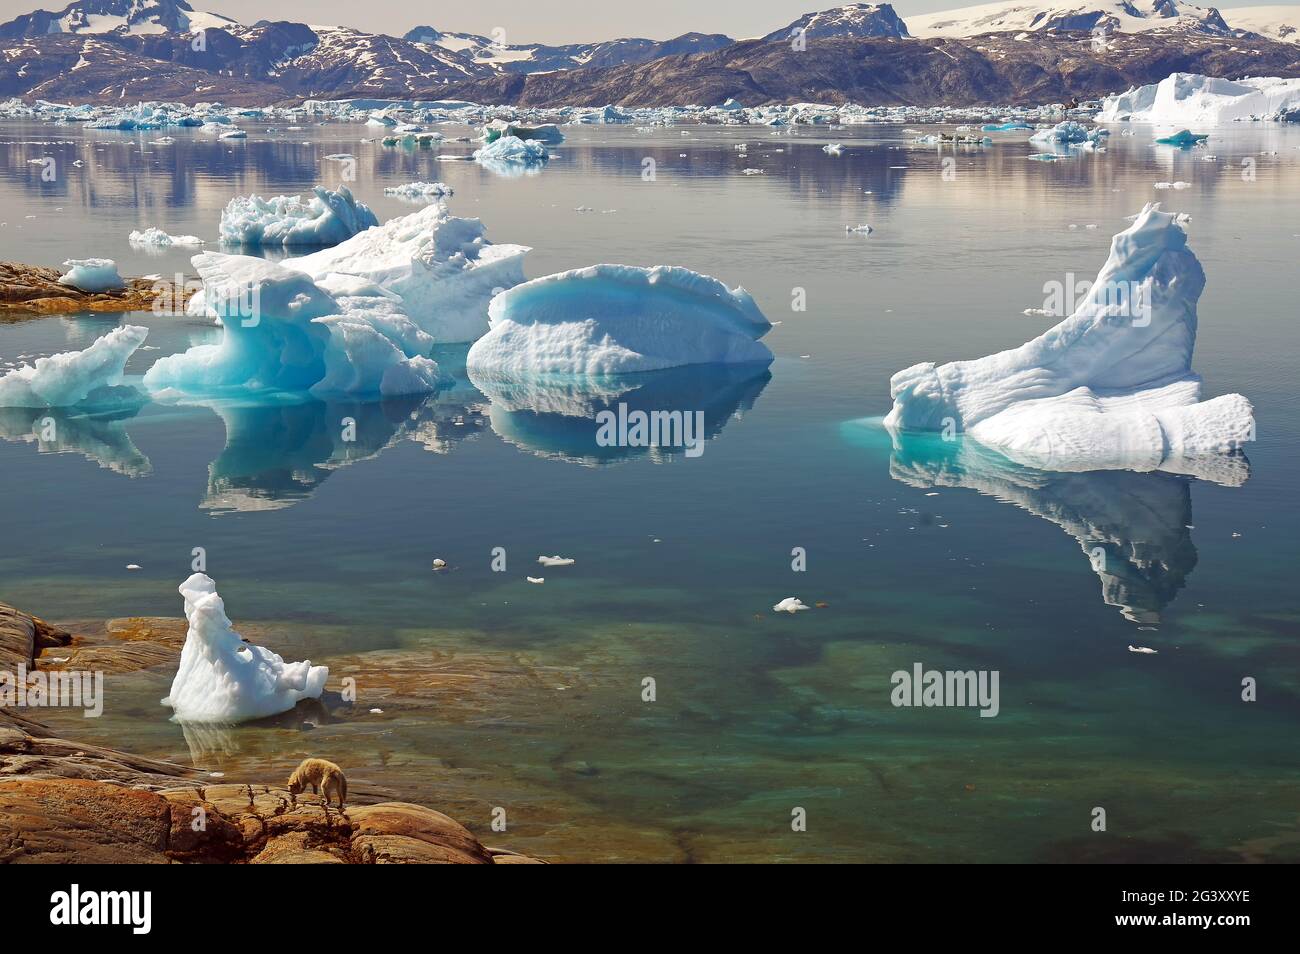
[0,0,1290,45]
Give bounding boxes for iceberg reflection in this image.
[885,428,1229,624]
[469,363,771,466]
[199,391,488,513]
[0,401,151,477]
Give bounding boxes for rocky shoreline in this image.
[0,262,192,317]
[0,601,543,864]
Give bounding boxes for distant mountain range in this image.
[0,0,1298,104]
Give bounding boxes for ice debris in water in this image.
[473,135,548,164]
[538,555,574,567]
[773,598,809,613]
[884,204,1255,474]
[161,573,328,724]
[0,325,148,407]
[143,252,440,398]
[58,258,124,292]
[1128,645,1158,654]
[129,227,205,247]
[219,184,378,247]
[1029,121,1106,146]
[382,181,454,201]
[466,264,773,376]
[1100,73,1300,124]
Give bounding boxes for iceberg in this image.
[465,264,773,376]
[1029,121,1102,145]
[162,573,328,724]
[1100,73,1300,124]
[129,227,205,247]
[473,135,548,166]
[884,204,1254,475]
[481,120,565,145]
[382,181,454,201]
[218,184,378,248]
[143,253,440,398]
[280,203,529,344]
[58,258,124,292]
[0,325,148,408]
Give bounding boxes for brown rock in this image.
[0,778,171,863]
[0,262,193,317]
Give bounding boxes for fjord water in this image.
[1,120,1297,862]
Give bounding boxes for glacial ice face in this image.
[466,264,773,376]
[0,324,148,408]
[143,253,440,398]
[59,258,124,292]
[162,573,328,724]
[1099,73,1300,124]
[218,184,379,247]
[281,203,529,344]
[884,204,1254,474]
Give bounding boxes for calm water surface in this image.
[0,118,1296,861]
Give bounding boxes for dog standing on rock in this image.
[287,758,347,811]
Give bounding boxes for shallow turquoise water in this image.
[0,119,1297,861]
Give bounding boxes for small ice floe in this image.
[773,597,810,613]
[220,184,377,247]
[823,143,843,155]
[126,564,141,570]
[58,258,124,292]
[1154,181,1191,190]
[383,181,453,201]
[432,558,447,570]
[741,168,764,175]
[538,555,574,567]
[846,224,872,234]
[0,324,148,409]
[1128,645,1158,654]
[527,576,545,584]
[218,129,246,140]
[473,135,548,165]
[129,227,204,247]
[209,771,225,778]
[1154,129,1208,147]
[369,707,384,714]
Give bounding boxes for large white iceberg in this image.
[162,573,328,724]
[884,204,1254,474]
[143,253,440,398]
[281,203,529,344]
[1099,73,1300,124]
[465,264,773,376]
[0,325,148,408]
[219,184,378,247]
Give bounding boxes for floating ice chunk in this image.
[773,597,809,613]
[538,555,574,567]
[527,577,545,584]
[0,325,148,407]
[1154,181,1191,190]
[281,203,528,343]
[129,227,205,247]
[481,120,564,145]
[58,258,124,292]
[219,184,378,248]
[162,573,328,724]
[884,204,1254,473]
[1128,645,1158,654]
[823,143,843,154]
[846,224,873,234]
[1029,121,1102,145]
[473,135,548,165]
[1100,73,1300,124]
[143,253,439,398]
[382,181,454,201]
[1155,129,1208,147]
[466,264,773,376]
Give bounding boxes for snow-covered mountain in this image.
[0,0,233,38]
[908,0,1232,38]
[1226,5,1300,43]
[402,26,734,74]
[760,4,910,40]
